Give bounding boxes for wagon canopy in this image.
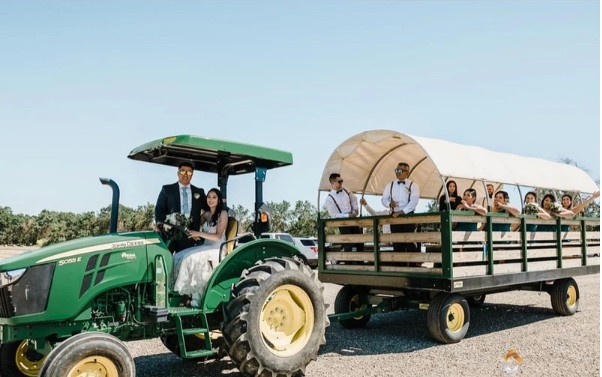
[319,130,599,199]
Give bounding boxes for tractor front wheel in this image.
[222,257,328,377]
[0,339,49,377]
[39,332,134,377]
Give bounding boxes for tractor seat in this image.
[219,216,239,261]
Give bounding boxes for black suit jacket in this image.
[155,182,207,252]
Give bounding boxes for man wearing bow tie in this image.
[381,163,421,256]
[325,173,364,251]
[155,162,208,253]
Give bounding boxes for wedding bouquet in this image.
[549,202,563,214]
[524,203,540,215]
[163,213,191,240]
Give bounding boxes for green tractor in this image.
[0,135,328,377]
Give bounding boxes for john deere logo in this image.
[501,348,523,375]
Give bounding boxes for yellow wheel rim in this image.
[260,284,314,357]
[350,295,367,320]
[446,303,465,333]
[66,356,118,377]
[566,285,577,308]
[14,340,45,377]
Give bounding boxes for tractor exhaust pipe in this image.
[99,178,120,233]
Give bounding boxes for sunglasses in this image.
[179,170,193,176]
[395,169,408,174]
[336,179,344,183]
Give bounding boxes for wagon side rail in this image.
[318,212,600,280]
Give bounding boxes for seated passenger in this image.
[455,189,487,231]
[172,188,228,307]
[521,191,550,232]
[538,193,574,232]
[491,190,519,231]
[438,180,461,211]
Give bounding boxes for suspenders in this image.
[329,188,353,213]
[389,181,413,204]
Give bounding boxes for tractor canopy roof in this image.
[128,135,293,175]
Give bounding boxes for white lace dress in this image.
[172,221,225,305]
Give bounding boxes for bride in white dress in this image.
[173,188,228,306]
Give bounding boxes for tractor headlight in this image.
[0,268,27,288]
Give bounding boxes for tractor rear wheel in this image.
[39,332,134,377]
[334,286,372,328]
[0,339,48,377]
[427,293,470,344]
[222,257,328,377]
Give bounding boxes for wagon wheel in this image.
[427,293,470,344]
[334,286,372,329]
[550,278,579,316]
[39,332,135,377]
[222,257,328,377]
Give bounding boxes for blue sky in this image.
[1,1,599,216]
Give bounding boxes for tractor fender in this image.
[199,239,300,312]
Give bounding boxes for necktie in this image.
[398,180,405,185]
[336,189,342,194]
[181,187,189,214]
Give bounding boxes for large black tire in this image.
[334,286,372,329]
[427,293,470,344]
[550,278,579,316]
[0,339,48,377]
[222,257,328,377]
[39,332,135,377]
[466,294,486,307]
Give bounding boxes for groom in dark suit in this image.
[155,162,207,252]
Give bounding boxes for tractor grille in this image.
[0,264,55,318]
[0,285,14,317]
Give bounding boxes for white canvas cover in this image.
[319,130,599,199]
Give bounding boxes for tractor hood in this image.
[0,232,162,272]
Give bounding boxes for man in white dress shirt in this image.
[325,173,364,251]
[381,162,421,255]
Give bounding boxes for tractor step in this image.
[171,309,217,359]
[181,349,215,359]
[182,327,208,336]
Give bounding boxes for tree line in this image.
[0,200,324,247]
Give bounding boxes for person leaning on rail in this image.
[513,191,550,232]
[454,189,487,231]
[538,193,574,232]
[559,191,600,232]
[490,190,520,232]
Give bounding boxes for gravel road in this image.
[128,274,600,377]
